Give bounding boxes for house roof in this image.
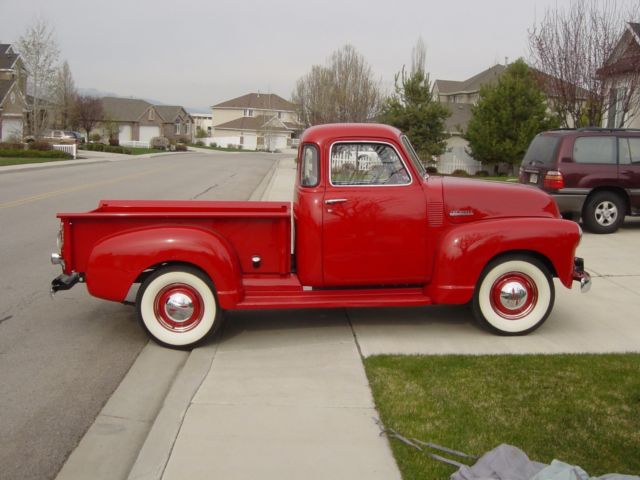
[213,93,297,112]
[0,44,19,70]
[435,65,506,95]
[215,115,292,132]
[599,23,640,76]
[155,105,189,122]
[444,103,473,133]
[102,97,152,122]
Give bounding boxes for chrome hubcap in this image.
[164,293,195,323]
[490,273,538,320]
[154,284,204,332]
[498,281,529,311]
[595,201,617,226]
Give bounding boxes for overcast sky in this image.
[1,0,638,111]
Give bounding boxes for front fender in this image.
[86,226,243,308]
[428,218,581,304]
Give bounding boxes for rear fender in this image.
[428,218,580,304]
[86,226,243,308]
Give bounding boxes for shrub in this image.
[0,149,70,159]
[150,136,169,150]
[426,166,438,174]
[195,140,205,147]
[475,170,489,177]
[452,169,469,176]
[0,142,25,151]
[211,142,218,148]
[175,143,187,152]
[108,137,120,146]
[89,133,102,143]
[28,140,53,151]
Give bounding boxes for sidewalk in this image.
[55,156,402,480]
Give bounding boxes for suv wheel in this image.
[582,191,625,234]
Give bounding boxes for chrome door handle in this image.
[324,198,347,205]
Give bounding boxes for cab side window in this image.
[330,143,410,186]
[300,144,319,187]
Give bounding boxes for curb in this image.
[248,157,281,201]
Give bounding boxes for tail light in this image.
[544,171,564,190]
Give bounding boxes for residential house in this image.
[211,93,302,150]
[432,65,505,173]
[191,112,213,137]
[600,22,640,128]
[433,64,586,173]
[100,97,193,144]
[0,44,27,141]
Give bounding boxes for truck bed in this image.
[58,200,292,275]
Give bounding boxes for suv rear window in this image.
[573,136,616,164]
[522,135,560,166]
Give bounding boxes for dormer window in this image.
[149,109,155,121]
[244,109,254,117]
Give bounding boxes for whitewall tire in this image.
[136,266,221,348]
[472,256,554,335]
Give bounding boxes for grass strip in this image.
[364,354,640,479]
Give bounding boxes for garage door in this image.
[119,125,132,142]
[140,126,160,143]
[1,118,23,141]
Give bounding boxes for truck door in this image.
[322,141,427,286]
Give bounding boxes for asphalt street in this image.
[0,151,280,480]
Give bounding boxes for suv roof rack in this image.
[576,127,640,132]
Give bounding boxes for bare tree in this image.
[52,61,77,129]
[74,95,104,141]
[17,19,60,136]
[528,0,640,127]
[292,45,383,126]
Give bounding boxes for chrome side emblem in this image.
[448,210,474,217]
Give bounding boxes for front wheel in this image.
[136,266,222,348]
[472,256,554,335]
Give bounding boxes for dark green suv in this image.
[519,128,640,233]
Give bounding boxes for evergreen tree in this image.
[465,59,560,173]
[379,39,450,162]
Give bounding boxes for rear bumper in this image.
[572,257,591,293]
[552,192,588,215]
[51,273,80,295]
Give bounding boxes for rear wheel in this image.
[473,255,554,335]
[582,191,625,234]
[136,266,222,348]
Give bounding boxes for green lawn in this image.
[364,354,640,479]
[189,143,246,152]
[0,156,74,167]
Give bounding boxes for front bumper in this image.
[572,257,591,293]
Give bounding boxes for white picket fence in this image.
[120,140,150,148]
[437,147,482,174]
[53,144,77,159]
[331,151,380,171]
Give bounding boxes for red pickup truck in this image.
[51,124,591,348]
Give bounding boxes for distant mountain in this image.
[78,88,208,112]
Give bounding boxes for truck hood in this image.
[441,177,559,223]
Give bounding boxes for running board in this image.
[236,287,432,310]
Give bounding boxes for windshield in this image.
[401,135,427,177]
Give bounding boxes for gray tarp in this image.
[450,444,640,480]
